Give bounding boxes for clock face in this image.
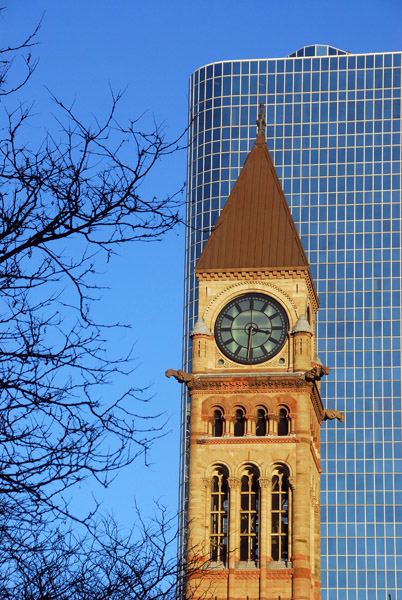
[214,293,288,365]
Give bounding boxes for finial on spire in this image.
[256,102,266,139]
[257,102,266,137]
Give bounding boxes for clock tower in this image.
[168,106,343,600]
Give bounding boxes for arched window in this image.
[210,468,228,564]
[234,408,245,437]
[278,407,289,436]
[256,408,267,436]
[212,409,224,437]
[240,470,259,562]
[271,469,289,562]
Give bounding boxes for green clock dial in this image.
[214,293,288,365]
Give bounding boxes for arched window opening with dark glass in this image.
[240,470,259,563]
[256,408,267,436]
[234,408,246,437]
[212,408,224,437]
[210,468,229,564]
[271,470,289,562]
[278,407,289,436]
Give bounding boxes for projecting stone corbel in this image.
[165,368,198,389]
[304,365,331,382]
[323,409,345,422]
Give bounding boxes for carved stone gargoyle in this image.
[165,368,197,388]
[304,365,331,382]
[323,409,345,422]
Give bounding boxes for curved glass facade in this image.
[181,46,402,599]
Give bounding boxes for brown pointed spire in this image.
[196,105,312,279]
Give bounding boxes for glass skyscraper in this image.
[181,45,402,599]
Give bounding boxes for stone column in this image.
[310,494,315,585]
[225,415,234,436]
[291,395,312,600]
[289,412,296,434]
[185,392,206,600]
[245,413,254,436]
[267,413,276,435]
[252,414,258,436]
[288,476,296,563]
[202,477,212,553]
[206,416,213,436]
[314,498,321,600]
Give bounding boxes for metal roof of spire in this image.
[195,104,312,275]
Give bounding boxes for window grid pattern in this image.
[240,472,259,562]
[181,48,402,600]
[234,408,246,437]
[213,408,224,437]
[210,470,229,564]
[256,408,267,436]
[271,472,290,561]
[278,408,290,436]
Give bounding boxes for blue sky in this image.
[5,0,402,525]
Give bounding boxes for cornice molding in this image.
[197,437,299,445]
[190,375,313,393]
[201,567,293,580]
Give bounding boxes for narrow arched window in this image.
[278,408,289,436]
[234,408,245,437]
[240,471,259,562]
[212,409,224,437]
[256,408,267,436]
[210,468,228,564]
[271,471,289,562]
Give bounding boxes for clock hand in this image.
[247,326,253,359]
[253,327,271,335]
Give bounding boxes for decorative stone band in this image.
[197,437,298,445]
[191,375,314,391]
[196,267,318,312]
[201,569,294,580]
[190,333,214,340]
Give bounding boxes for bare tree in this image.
[0,18,190,597]
[0,89,184,509]
[0,504,207,600]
